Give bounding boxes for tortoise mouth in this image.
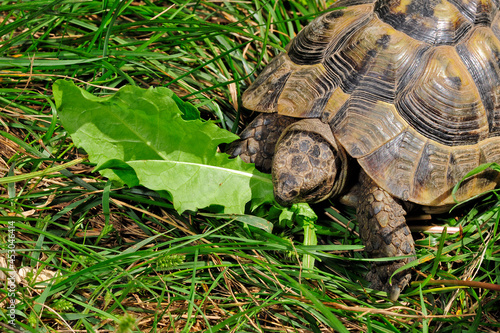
[273,171,337,206]
[273,173,301,206]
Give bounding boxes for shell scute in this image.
[333,101,407,157]
[287,4,374,65]
[358,129,426,202]
[456,27,500,135]
[241,53,292,112]
[480,138,500,164]
[277,63,337,118]
[452,0,498,25]
[324,17,400,94]
[397,46,489,146]
[375,0,472,45]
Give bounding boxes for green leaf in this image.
[54,80,273,214]
[172,94,200,120]
[278,203,318,269]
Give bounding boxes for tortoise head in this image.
[272,119,347,206]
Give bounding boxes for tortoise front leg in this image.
[357,171,417,300]
[227,113,296,173]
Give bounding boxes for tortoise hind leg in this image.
[227,113,296,173]
[357,171,416,300]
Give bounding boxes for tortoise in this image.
[228,0,500,299]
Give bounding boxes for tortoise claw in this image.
[389,285,401,302]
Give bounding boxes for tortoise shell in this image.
[242,0,500,206]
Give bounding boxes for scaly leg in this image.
[227,113,296,173]
[357,171,416,300]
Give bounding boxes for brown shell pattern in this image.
[242,0,500,206]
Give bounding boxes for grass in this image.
[0,0,499,332]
